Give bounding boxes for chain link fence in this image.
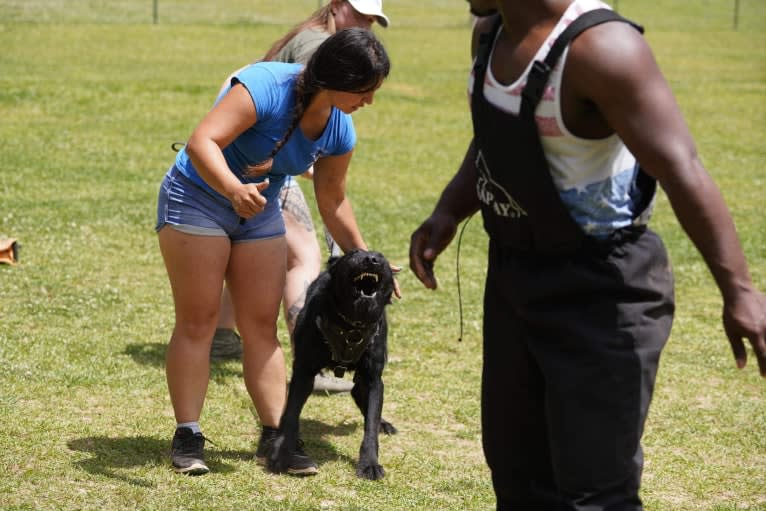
[0,0,764,31]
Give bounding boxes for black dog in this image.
[268,249,397,480]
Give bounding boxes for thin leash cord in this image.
[280,176,290,212]
[455,213,475,342]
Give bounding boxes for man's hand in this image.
[722,288,766,377]
[409,214,460,290]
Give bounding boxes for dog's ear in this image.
[326,248,361,272]
[326,255,341,270]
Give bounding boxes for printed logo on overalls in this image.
[475,150,527,219]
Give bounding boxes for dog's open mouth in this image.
[353,272,380,298]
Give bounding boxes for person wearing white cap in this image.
[347,0,390,27]
[210,0,392,394]
[262,0,389,63]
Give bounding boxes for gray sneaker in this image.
[210,328,242,361]
[171,427,209,475]
[281,439,318,476]
[313,372,354,393]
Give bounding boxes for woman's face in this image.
[327,82,381,114]
[333,0,377,31]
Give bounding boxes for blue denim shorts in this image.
[155,166,285,243]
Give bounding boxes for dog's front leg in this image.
[356,377,386,480]
[267,368,314,474]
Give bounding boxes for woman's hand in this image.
[390,263,402,300]
[228,180,270,218]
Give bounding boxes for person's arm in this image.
[186,83,270,218]
[312,150,367,253]
[314,150,403,299]
[409,140,482,290]
[408,16,491,290]
[569,22,766,375]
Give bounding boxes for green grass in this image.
[0,1,765,510]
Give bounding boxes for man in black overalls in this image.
[410,1,766,510]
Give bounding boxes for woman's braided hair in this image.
[246,27,390,176]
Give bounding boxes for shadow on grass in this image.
[300,417,388,472]
[67,419,360,485]
[117,344,374,473]
[123,342,243,379]
[122,342,166,367]
[67,435,250,486]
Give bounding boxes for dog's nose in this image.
[366,255,379,265]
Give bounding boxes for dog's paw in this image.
[266,436,290,474]
[379,418,398,435]
[356,462,386,480]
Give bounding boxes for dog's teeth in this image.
[353,272,379,283]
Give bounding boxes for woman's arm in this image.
[186,84,270,218]
[312,151,367,253]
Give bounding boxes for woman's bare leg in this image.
[159,226,229,423]
[226,236,288,427]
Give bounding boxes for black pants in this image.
[482,229,675,511]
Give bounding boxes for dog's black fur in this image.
[267,249,397,480]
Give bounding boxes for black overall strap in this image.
[470,8,649,256]
[521,9,643,118]
[472,14,503,78]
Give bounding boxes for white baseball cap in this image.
[348,0,390,28]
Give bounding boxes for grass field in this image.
[0,1,764,510]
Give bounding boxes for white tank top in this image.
[468,0,653,237]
